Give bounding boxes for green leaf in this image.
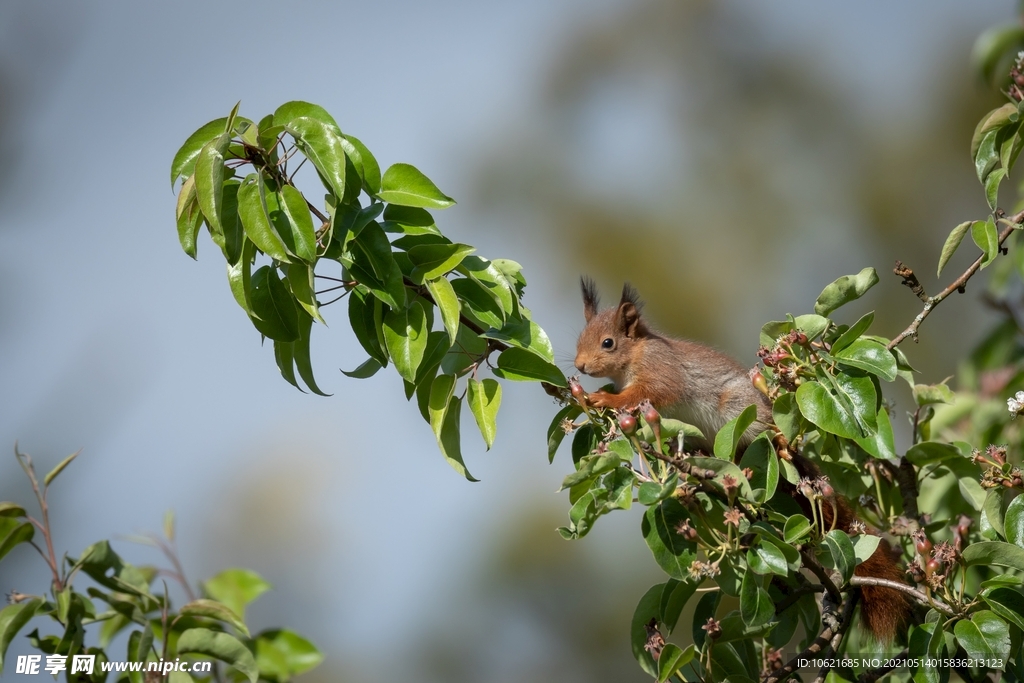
[0,520,33,563]
[341,358,382,378]
[0,598,42,675]
[823,529,856,584]
[381,205,439,235]
[194,134,231,241]
[905,441,960,466]
[458,255,515,315]
[479,317,555,363]
[740,572,774,627]
[285,264,321,324]
[738,433,778,503]
[714,404,758,460]
[273,101,340,131]
[451,277,504,329]
[250,266,300,342]
[986,168,1006,211]
[783,515,811,544]
[656,643,695,683]
[912,382,955,406]
[830,311,874,354]
[179,599,249,638]
[749,542,788,576]
[973,28,1024,85]
[407,243,475,283]
[938,221,975,276]
[437,393,476,481]
[641,499,697,580]
[691,591,721,651]
[277,185,317,263]
[984,489,1007,540]
[177,628,259,683]
[813,267,878,316]
[492,347,567,386]
[467,378,500,449]
[171,117,230,186]
[834,339,897,382]
[378,163,455,209]
[228,239,255,315]
[962,541,1024,569]
[796,374,876,439]
[254,629,324,682]
[547,404,583,463]
[425,276,460,344]
[383,300,429,383]
[342,134,381,195]
[771,391,803,442]
[285,117,347,199]
[43,449,80,487]
[982,587,1024,631]
[203,568,271,623]
[759,314,830,347]
[237,174,291,262]
[953,611,1010,665]
[631,584,667,677]
[0,503,26,518]
[1004,494,1024,548]
[348,287,388,366]
[851,535,882,564]
[291,313,328,396]
[972,218,999,269]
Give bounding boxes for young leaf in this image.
[833,339,897,381]
[492,347,567,386]
[43,449,80,487]
[177,628,259,683]
[937,221,975,276]
[467,378,501,449]
[250,266,301,342]
[228,239,256,315]
[194,134,231,240]
[656,643,694,683]
[972,218,999,268]
[285,117,348,199]
[739,572,774,628]
[713,404,758,460]
[426,276,460,345]
[342,134,382,195]
[851,535,882,564]
[273,101,341,132]
[175,175,203,259]
[341,358,383,378]
[237,174,291,262]
[435,391,476,481]
[830,311,874,354]
[383,300,429,383]
[171,117,230,186]
[986,167,1006,211]
[253,629,324,681]
[378,163,455,209]
[203,568,271,622]
[823,529,856,584]
[1004,494,1024,548]
[179,599,250,638]
[408,243,475,283]
[547,404,582,463]
[0,520,33,563]
[348,287,388,367]
[0,598,42,674]
[278,185,317,264]
[783,515,812,544]
[813,267,878,316]
[292,313,329,396]
[796,379,865,439]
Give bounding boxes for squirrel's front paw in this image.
[588,389,615,409]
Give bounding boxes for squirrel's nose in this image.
[574,356,587,374]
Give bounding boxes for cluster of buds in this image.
[951,515,972,549]
[974,445,1024,489]
[908,530,958,589]
[688,560,721,581]
[797,476,834,501]
[1007,390,1024,417]
[1010,51,1024,102]
[643,619,665,661]
[674,518,699,541]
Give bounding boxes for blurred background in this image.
[0,1,1017,681]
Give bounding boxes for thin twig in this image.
[889,209,1024,349]
[848,576,955,616]
[800,550,841,603]
[763,593,856,683]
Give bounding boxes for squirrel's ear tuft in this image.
[620,283,644,312]
[581,276,600,321]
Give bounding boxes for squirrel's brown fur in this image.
[575,279,911,642]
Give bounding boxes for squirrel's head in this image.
[575,278,649,383]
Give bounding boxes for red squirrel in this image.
[573,278,911,642]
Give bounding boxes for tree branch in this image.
[848,575,955,617]
[889,209,1024,349]
[877,458,920,521]
[763,592,857,683]
[800,549,841,603]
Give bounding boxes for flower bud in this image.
[618,412,637,436]
[750,369,769,396]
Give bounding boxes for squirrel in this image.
[573,278,911,642]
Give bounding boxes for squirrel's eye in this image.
[602,338,614,349]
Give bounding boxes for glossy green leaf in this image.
[830,311,874,354]
[383,300,429,383]
[834,339,897,382]
[378,163,455,209]
[467,378,501,449]
[982,587,1024,631]
[492,347,566,386]
[381,205,439,235]
[458,255,515,315]
[451,277,504,329]
[177,628,258,683]
[714,404,758,460]
[342,134,381,194]
[976,129,1000,181]
[851,535,882,564]
[689,456,754,501]
[783,514,811,544]
[273,101,339,130]
[749,542,788,576]
[984,489,1007,540]
[285,117,347,199]
[854,403,896,460]
[0,598,42,675]
[739,572,774,627]
[436,392,476,481]
[972,218,999,269]
[986,168,1006,211]
[237,174,291,262]
[1004,494,1024,548]
[228,238,256,315]
[43,449,80,487]
[738,433,778,503]
[194,133,231,240]
[771,391,803,442]
[203,568,271,623]
[630,584,666,677]
[408,243,475,283]
[254,629,324,682]
[348,287,388,366]
[425,276,460,344]
[0,520,33,563]
[759,314,830,347]
[479,318,555,363]
[292,313,329,396]
[278,185,317,263]
[813,267,878,316]
[656,643,695,683]
[641,499,697,580]
[938,221,975,276]
[179,599,249,638]
[171,117,230,186]
[823,529,856,584]
[962,541,1024,569]
[250,266,300,342]
[285,264,321,323]
[953,611,1010,665]
[796,374,876,439]
[341,358,383,378]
